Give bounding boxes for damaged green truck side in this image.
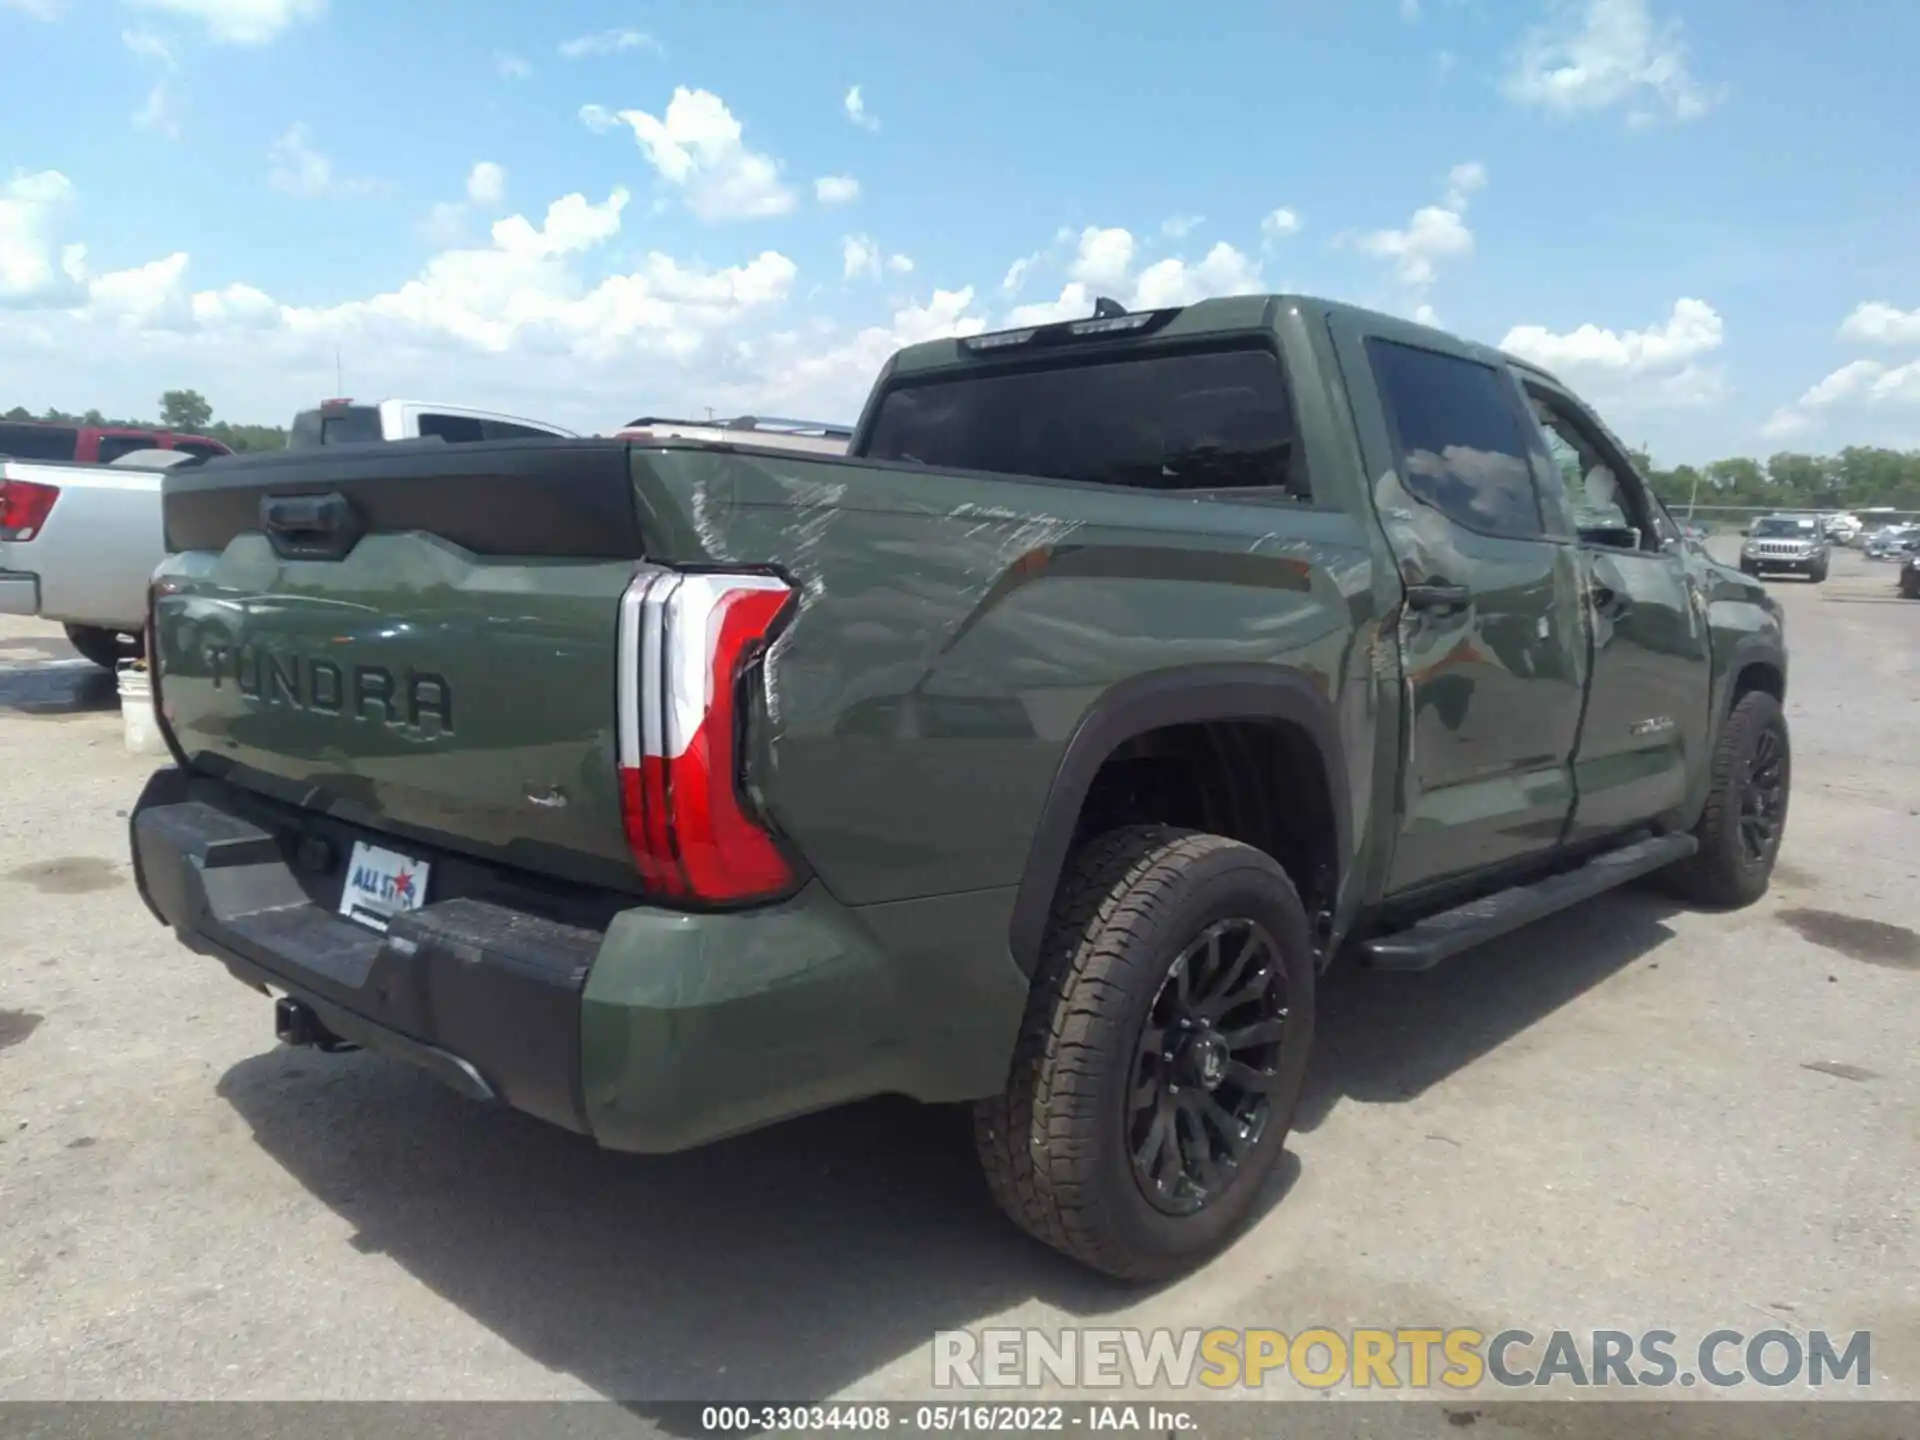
[131,295,1789,1280]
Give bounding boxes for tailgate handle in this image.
[261,492,365,561]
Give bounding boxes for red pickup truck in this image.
[0,419,232,464]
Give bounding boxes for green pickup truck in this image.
[130,294,1790,1280]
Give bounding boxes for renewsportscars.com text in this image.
[932,1327,1872,1391]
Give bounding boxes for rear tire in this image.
[974,825,1316,1281]
[1658,691,1790,908]
[63,624,142,670]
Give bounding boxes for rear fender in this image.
[1006,664,1349,974]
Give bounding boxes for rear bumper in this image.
[130,770,1029,1153]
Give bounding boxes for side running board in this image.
[1360,832,1699,972]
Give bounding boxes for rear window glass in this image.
[289,407,383,447]
[418,412,486,443]
[0,423,79,461]
[863,347,1309,498]
[96,435,157,464]
[482,419,558,440]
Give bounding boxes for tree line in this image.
[3,389,287,453]
[8,388,1920,511]
[1626,444,1920,514]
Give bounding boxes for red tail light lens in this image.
[615,569,799,904]
[0,479,60,541]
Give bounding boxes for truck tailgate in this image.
[153,441,652,890]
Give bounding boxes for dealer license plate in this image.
[338,840,430,933]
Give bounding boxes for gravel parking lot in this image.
[1,541,1915,1410]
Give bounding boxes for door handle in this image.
[260,491,364,562]
[1405,581,1472,614]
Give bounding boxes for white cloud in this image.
[731,288,986,422]
[842,234,879,280]
[418,201,468,248]
[1066,225,1135,291]
[122,28,176,64]
[124,0,325,45]
[1762,357,1920,439]
[559,27,658,59]
[1502,297,1722,375]
[840,235,911,280]
[466,161,506,207]
[814,174,860,206]
[0,170,80,302]
[2,0,63,18]
[844,84,879,130]
[1502,298,1728,411]
[266,124,383,200]
[1837,301,1920,348]
[124,29,183,137]
[1353,162,1483,308]
[1002,252,1042,293]
[1007,226,1264,325]
[1259,207,1301,243]
[1443,161,1486,207]
[1400,0,1421,19]
[589,88,795,222]
[134,81,182,136]
[1162,214,1204,239]
[1131,243,1263,309]
[1507,0,1720,125]
[1358,204,1473,288]
[497,52,532,80]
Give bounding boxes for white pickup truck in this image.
[2,399,578,667]
[0,449,194,666]
[289,397,577,446]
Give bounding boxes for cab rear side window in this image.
[864,346,1310,500]
[0,423,79,461]
[1367,338,1546,541]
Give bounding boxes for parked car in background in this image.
[1822,512,1862,543]
[0,448,202,667]
[1864,523,1920,560]
[612,414,853,456]
[1740,514,1830,582]
[286,398,577,447]
[0,418,231,465]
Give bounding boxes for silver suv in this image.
[1741,514,1831,583]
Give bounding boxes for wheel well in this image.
[1733,659,1785,705]
[1071,719,1338,926]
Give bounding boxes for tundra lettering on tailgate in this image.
[204,643,453,732]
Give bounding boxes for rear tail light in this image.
[615,568,800,904]
[0,478,60,541]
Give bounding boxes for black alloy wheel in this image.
[1738,726,1787,864]
[1127,918,1289,1217]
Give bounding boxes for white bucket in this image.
[118,660,168,756]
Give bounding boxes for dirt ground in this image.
[1,542,1915,1413]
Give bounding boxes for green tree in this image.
[158,389,213,432]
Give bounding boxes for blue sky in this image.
[2,0,1917,462]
